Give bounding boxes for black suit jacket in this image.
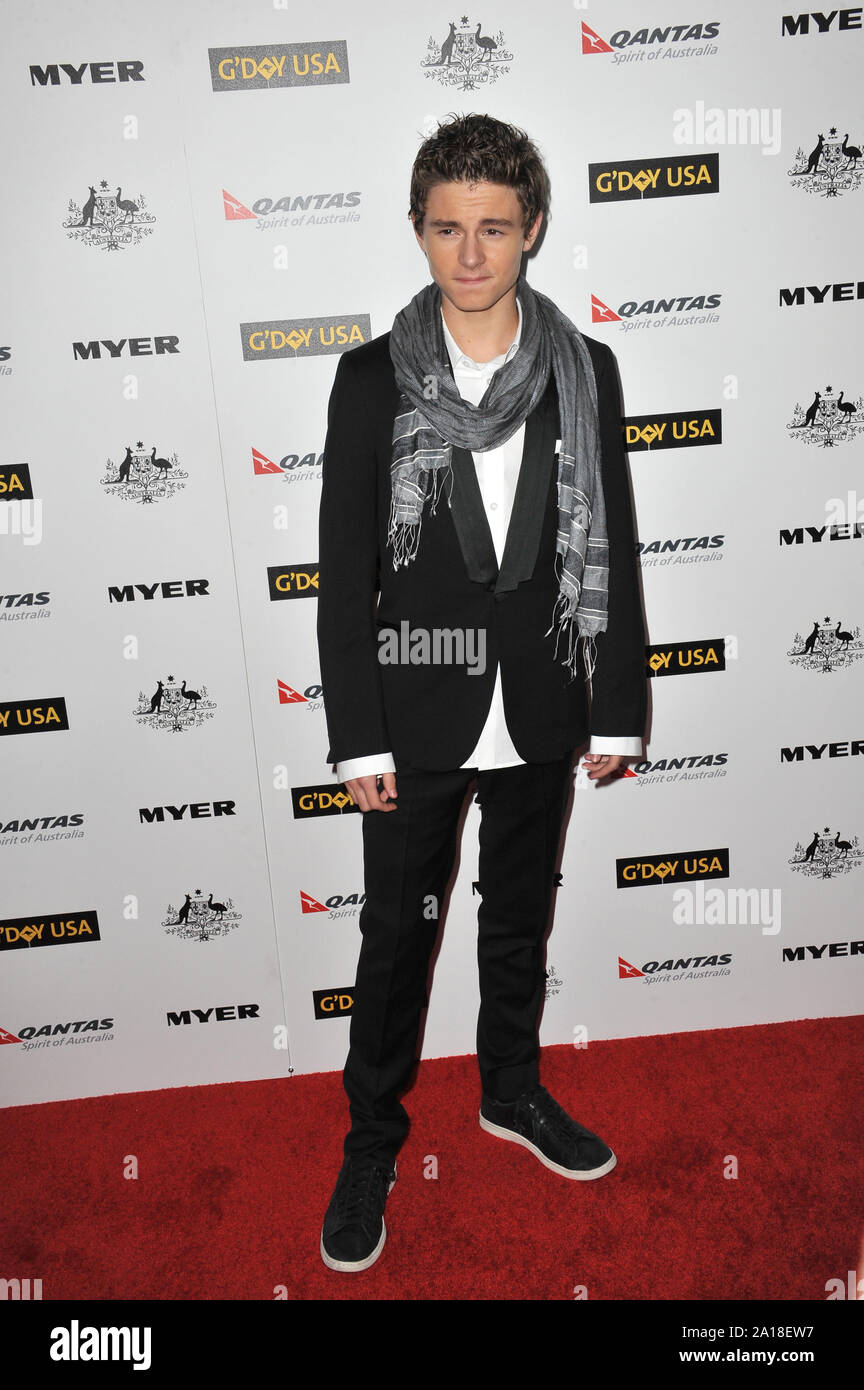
[317,328,646,771]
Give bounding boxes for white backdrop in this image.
[1,0,862,1107]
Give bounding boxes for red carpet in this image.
[3,1017,863,1301]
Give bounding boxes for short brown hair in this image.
[409,113,550,236]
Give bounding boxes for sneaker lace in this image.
[335,1160,394,1228]
[524,1085,587,1143]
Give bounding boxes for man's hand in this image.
[581,753,624,781]
[345,772,398,813]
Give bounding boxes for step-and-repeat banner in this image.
[1,1,861,1106]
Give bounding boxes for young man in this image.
[316,114,646,1272]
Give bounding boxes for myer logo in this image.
[781,740,864,762]
[167,1004,260,1026]
[0,912,100,952]
[292,784,359,819]
[242,316,369,360]
[589,154,719,203]
[72,335,179,361]
[782,10,863,36]
[780,522,864,544]
[29,60,145,85]
[313,988,354,1019]
[0,463,34,500]
[780,281,864,307]
[647,639,725,677]
[616,849,729,888]
[268,565,319,599]
[623,409,721,450]
[782,939,863,961]
[108,578,210,603]
[209,42,349,91]
[0,698,69,736]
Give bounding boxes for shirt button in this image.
[489,502,498,511]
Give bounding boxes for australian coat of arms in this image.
[790,827,862,879]
[787,386,863,448]
[422,16,513,90]
[787,616,863,673]
[64,179,156,249]
[788,127,863,198]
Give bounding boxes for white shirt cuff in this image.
[336,752,396,782]
[588,735,643,758]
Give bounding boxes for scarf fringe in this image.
[387,465,451,567]
[546,589,599,699]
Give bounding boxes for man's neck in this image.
[441,289,519,364]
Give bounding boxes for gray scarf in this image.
[388,276,608,682]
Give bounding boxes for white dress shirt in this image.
[335,301,643,782]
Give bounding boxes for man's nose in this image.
[459,233,484,267]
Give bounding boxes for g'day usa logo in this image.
[647,639,725,677]
[0,463,33,500]
[616,848,729,888]
[0,911,100,952]
[589,153,719,202]
[241,316,370,360]
[581,19,719,63]
[268,565,319,600]
[623,409,721,450]
[0,697,69,737]
[292,784,359,818]
[209,42,349,91]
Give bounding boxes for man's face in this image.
[413,180,542,317]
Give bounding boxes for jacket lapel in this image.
[496,382,557,593]
[440,380,558,590]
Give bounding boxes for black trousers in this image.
[342,753,574,1164]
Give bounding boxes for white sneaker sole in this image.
[320,1168,397,1272]
[479,1112,617,1181]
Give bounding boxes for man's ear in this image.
[523,211,543,251]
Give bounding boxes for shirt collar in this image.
[441,297,522,373]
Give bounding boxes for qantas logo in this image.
[592,291,721,331]
[581,19,720,60]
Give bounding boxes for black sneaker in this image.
[320,1156,397,1272]
[479,1084,616,1180]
